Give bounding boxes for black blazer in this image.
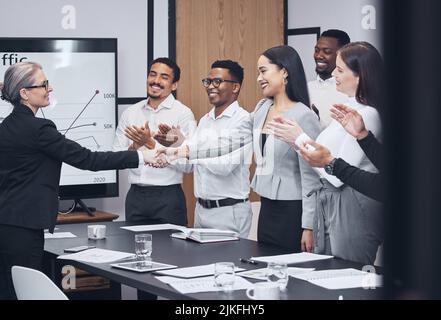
[0,104,140,231]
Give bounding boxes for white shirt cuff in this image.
[137,151,144,165]
[295,132,311,148]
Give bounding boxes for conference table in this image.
[44,221,383,300]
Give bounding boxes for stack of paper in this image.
[171,228,239,243]
[57,248,135,264]
[293,268,383,290]
[156,275,253,294]
[44,232,77,239]
[237,267,316,281]
[251,252,334,264]
[121,224,187,232]
[155,263,245,278]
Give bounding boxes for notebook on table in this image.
[171,228,239,243]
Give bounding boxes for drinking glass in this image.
[214,262,235,292]
[135,233,152,267]
[266,261,288,290]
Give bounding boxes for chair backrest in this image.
[11,266,68,300]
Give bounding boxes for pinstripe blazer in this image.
[250,98,321,229]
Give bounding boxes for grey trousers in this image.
[313,179,383,265]
[194,201,252,238]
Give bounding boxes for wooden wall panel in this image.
[176,0,284,226]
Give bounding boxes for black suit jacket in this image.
[0,104,140,231]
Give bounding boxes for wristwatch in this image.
[324,158,337,175]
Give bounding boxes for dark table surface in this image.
[44,221,383,300]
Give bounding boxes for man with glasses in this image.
[113,57,196,228]
[174,60,253,237]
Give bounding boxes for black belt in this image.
[197,197,248,209]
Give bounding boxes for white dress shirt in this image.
[113,94,196,186]
[184,101,253,200]
[308,76,349,130]
[295,97,382,188]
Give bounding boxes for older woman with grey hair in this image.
[0,62,161,299]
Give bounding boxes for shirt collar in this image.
[316,75,337,85]
[145,93,175,110]
[208,100,239,120]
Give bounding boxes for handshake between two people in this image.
[141,145,189,168]
[124,121,189,168]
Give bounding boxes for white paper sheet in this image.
[57,248,135,264]
[155,275,253,294]
[155,263,245,278]
[251,252,334,264]
[293,268,383,290]
[121,224,186,232]
[44,232,76,239]
[237,267,316,281]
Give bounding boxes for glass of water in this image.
[266,261,288,290]
[135,233,152,267]
[214,262,235,292]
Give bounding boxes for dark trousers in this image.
[126,184,187,300]
[125,184,187,226]
[257,197,303,252]
[0,224,44,300]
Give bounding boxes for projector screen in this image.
[0,38,119,200]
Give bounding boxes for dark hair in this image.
[211,60,244,85]
[262,45,310,107]
[321,29,351,48]
[149,57,181,82]
[338,41,384,110]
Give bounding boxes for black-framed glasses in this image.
[24,80,49,91]
[202,78,238,88]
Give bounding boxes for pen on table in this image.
[113,255,137,263]
[239,258,258,265]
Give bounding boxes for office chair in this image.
[11,266,68,300]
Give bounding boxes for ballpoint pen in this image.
[239,258,258,265]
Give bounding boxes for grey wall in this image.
[154,0,169,58]
[287,0,382,81]
[0,0,150,97]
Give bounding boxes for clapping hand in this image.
[298,140,334,168]
[154,123,185,147]
[265,116,304,149]
[125,121,156,150]
[330,104,369,140]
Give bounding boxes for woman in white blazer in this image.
[267,42,384,264]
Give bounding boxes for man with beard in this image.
[308,29,350,129]
[113,57,196,227]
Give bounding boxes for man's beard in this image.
[316,68,332,79]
